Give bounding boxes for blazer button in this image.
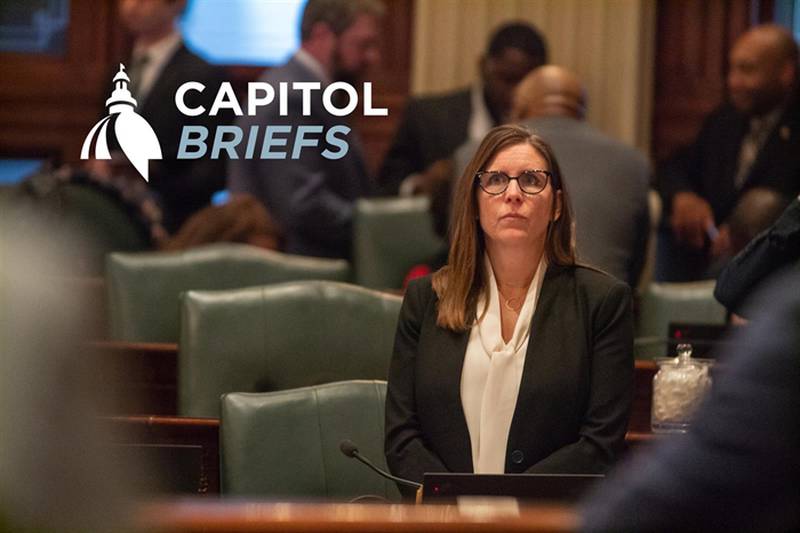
[510,450,524,464]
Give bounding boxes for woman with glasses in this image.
[385,124,634,497]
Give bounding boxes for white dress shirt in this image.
[460,254,547,473]
[467,82,494,142]
[293,48,331,84]
[130,29,182,106]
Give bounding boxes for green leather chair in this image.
[353,197,445,289]
[635,280,727,359]
[179,281,402,417]
[221,380,400,500]
[106,243,351,342]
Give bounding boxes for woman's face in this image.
[477,142,561,250]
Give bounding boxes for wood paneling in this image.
[352,0,413,175]
[0,0,127,164]
[651,0,773,162]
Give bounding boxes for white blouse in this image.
[460,254,547,473]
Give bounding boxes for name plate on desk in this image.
[421,473,603,504]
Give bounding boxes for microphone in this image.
[339,439,422,490]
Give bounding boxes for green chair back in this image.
[635,280,727,358]
[353,197,444,289]
[179,281,401,417]
[107,244,351,342]
[221,380,400,500]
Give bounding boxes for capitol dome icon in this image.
[81,63,162,182]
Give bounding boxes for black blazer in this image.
[228,57,372,259]
[658,96,800,224]
[135,45,232,232]
[385,265,634,496]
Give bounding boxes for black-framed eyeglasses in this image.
[475,170,552,195]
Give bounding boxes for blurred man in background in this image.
[658,24,800,280]
[379,21,547,196]
[229,0,383,259]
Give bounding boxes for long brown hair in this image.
[431,124,576,331]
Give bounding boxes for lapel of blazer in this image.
[138,45,189,115]
[506,264,567,451]
[744,103,800,189]
[721,114,748,195]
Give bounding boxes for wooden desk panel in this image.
[138,501,577,533]
[104,416,219,495]
[630,360,657,434]
[89,343,660,429]
[102,414,654,499]
[88,341,179,415]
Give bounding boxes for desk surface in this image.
[139,500,578,532]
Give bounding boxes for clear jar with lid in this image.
[651,343,714,434]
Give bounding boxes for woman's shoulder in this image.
[405,274,437,302]
[552,263,631,299]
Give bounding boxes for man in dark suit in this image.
[658,24,800,280]
[378,22,547,195]
[116,0,230,234]
[580,268,800,532]
[228,0,382,259]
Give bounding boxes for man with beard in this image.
[658,24,800,280]
[228,0,383,259]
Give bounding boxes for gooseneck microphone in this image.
[339,439,422,490]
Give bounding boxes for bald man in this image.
[659,24,800,280]
[455,65,651,286]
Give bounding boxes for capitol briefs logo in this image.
[82,62,387,182]
[81,64,162,182]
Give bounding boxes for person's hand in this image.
[403,159,454,196]
[710,223,732,258]
[729,313,748,326]
[671,191,714,249]
[83,158,113,179]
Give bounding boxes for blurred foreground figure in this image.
[0,216,150,530]
[715,194,800,317]
[580,269,800,532]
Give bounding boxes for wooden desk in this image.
[88,341,179,415]
[104,416,219,495]
[138,500,577,532]
[630,360,657,433]
[102,414,654,497]
[89,344,661,427]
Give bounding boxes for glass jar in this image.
[651,343,714,434]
